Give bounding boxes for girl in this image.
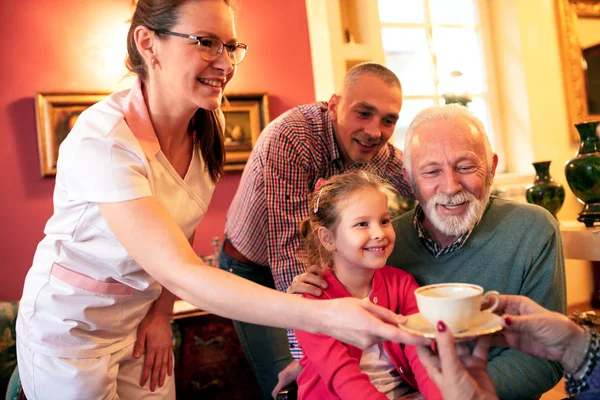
[295,170,442,400]
[16,1,427,399]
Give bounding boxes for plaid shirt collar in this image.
[321,102,392,172]
[413,205,474,258]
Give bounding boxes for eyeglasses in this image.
[154,30,248,65]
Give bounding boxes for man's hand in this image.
[287,265,327,296]
[133,312,174,392]
[271,360,303,399]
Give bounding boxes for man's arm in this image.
[488,220,566,400]
[261,121,316,293]
[262,123,317,360]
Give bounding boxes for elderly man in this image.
[219,62,413,399]
[290,105,566,400]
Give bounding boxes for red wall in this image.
[0,0,315,300]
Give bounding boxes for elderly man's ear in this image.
[490,153,499,180]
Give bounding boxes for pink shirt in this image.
[295,267,443,400]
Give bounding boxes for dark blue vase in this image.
[526,161,565,218]
[565,121,600,227]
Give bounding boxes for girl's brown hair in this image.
[298,170,396,271]
[125,0,232,183]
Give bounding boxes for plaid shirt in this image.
[225,102,413,357]
[413,205,472,257]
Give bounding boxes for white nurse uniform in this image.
[16,78,215,399]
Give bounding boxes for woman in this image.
[16,1,427,399]
[417,295,599,400]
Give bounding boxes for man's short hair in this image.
[403,104,494,178]
[341,62,402,93]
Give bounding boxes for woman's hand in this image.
[287,265,327,297]
[318,297,432,348]
[417,322,498,400]
[494,295,587,371]
[133,311,174,391]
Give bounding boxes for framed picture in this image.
[34,91,269,176]
[222,92,269,171]
[35,92,109,177]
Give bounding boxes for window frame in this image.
[378,0,505,171]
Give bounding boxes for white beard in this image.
[422,188,490,237]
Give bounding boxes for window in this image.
[378,0,498,153]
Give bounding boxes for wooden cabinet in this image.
[172,301,261,399]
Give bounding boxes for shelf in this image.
[306,0,385,100]
[340,43,373,60]
[560,220,600,261]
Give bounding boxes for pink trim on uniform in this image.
[51,263,135,296]
[123,77,161,159]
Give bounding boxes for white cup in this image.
[415,283,500,332]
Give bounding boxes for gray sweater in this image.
[389,196,566,400]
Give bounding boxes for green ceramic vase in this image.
[564,121,600,227]
[526,161,565,218]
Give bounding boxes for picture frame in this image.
[34,92,109,177]
[555,0,600,141]
[34,91,270,176]
[222,92,269,171]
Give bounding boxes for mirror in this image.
[556,0,600,140]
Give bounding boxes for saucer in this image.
[398,312,503,340]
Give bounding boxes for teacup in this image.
[414,283,500,332]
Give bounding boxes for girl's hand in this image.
[133,312,174,391]
[416,322,498,400]
[271,360,302,399]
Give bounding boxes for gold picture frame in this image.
[555,0,600,141]
[34,92,109,177]
[222,93,269,171]
[34,91,270,176]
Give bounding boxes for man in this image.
[218,63,413,399]
[290,105,566,400]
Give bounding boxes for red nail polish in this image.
[504,316,512,326]
[437,321,446,332]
